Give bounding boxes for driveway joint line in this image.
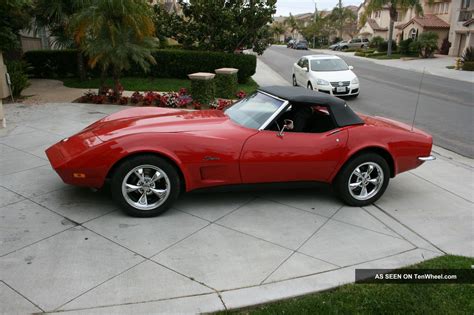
[53,259,148,312]
[408,172,473,203]
[0,280,44,312]
[373,203,448,255]
[259,205,343,285]
[360,206,419,247]
[52,292,220,314]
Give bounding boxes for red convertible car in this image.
[46,86,435,217]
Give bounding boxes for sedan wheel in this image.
[307,82,313,90]
[292,75,298,86]
[111,155,180,217]
[334,153,389,206]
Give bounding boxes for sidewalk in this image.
[313,49,474,83]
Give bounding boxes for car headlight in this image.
[316,78,330,86]
[351,77,359,84]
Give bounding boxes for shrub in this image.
[461,46,474,62]
[22,49,257,83]
[378,40,397,53]
[190,79,215,105]
[369,36,384,49]
[5,60,30,97]
[215,72,238,99]
[354,51,366,57]
[462,61,474,71]
[440,38,451,55]
[399,38,414,55]
[410,32,439,58]
[23,50,81,78]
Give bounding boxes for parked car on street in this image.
[329,41,344,50]
[287,39,296,48]
[46,86,434,217]
[292,54,360,97]
[339,38,369,50]
[294,40,308,50]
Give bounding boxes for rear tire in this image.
[334,153,389,206]
[111,155,180,217]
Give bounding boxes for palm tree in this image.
[71,0,159,96]
[285,14,300,40]
[34,0,87,80]
[329,6,357,39]
[362,0,424,56]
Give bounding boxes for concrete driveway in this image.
[0,102,472,314]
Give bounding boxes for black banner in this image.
[355,269,474,284]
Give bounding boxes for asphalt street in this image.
[258,45,473,158]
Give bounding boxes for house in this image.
[448,0,473,56]
[397,1,451,49]
[357,0,458,50]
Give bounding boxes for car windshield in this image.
[311,59,349,71]
[224,92,284,129]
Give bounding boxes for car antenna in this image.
[411,68,425,132]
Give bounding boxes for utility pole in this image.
[339,0,343,39]
[312,1,317,48]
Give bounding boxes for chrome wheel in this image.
[121,164,171,211]
[348,162,384,201]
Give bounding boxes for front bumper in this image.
[418,155,436,161]
[314,83,359,96]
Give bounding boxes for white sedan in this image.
[292,55,360,97]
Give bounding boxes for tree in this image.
[299,13,333,47]
[33,0,87,80]
[71,0,159,96]
[156,0,276,55]
[361,0,424,56]
[284,14,300,40]
[0,0,32,52]
[328,6,357,39]
[270,21,286,42]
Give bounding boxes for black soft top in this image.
[259,86,364,127]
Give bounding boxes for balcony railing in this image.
[458,9,472,22]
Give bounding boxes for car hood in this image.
[310,70,356,82]
[84,107,231,141]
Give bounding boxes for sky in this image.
[275,0,363,16]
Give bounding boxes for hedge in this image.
[215,72,238,99]
[23,49,257,83]
[462,61,474,71]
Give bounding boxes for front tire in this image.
[307,82,313,90]
[334,153,389,206]
[111,155,180,217]
[292,75,298,86]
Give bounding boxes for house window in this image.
[461,0,470,9]
[444,2,449,13]
[410,28,417,39]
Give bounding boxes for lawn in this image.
[62,77,259,96]
[366,53,403,60]
[218,255,474,315]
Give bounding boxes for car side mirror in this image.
[348,65,354,70]
[278,119,294,137]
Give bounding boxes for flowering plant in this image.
[143,91,160,106]
[210,99,233,110]
[130,91,143,104]
[236,90,246,99]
